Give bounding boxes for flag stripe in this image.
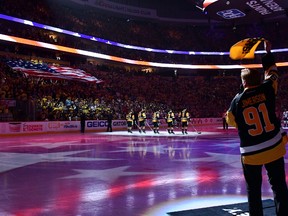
[6,60,102,83]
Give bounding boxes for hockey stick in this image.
[134,122,141,130]
[189,122,201,134]
[145,120,153,131]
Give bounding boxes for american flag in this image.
[6,59,102,83]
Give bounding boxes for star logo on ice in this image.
[0,150,120,173]
[62,166,164,182]
[11,141,79,149]
[172,152,241,168]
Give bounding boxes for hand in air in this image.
[264,40,272,53]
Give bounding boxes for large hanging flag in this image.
[229,37,265,60]
[6,59,102,83]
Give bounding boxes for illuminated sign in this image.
[216,9,246,19]
[203,0,288,21]
[246,0,284,15]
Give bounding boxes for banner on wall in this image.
[0,119,221,135]
[46,121,79,132]
[0,120,128,134]
[86,120,127,131]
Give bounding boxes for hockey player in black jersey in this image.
[226,40,288,216]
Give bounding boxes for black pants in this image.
[223,118,228,129]
[242,157,288,216]
[181,122,188,128]
[80,122,85,133]
[139,120,145,127]
[153,122,159,128]
[107,124,112,132]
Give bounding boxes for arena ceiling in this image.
[69,0,288,24]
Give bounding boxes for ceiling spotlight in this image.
[226,1,230,5]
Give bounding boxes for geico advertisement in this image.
[86,120,126,129]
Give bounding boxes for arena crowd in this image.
[0,0,287,122]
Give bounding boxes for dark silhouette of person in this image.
[106,110,113,132]
[80,112,86,133]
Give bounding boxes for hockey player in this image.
[179,108,190,134]
[126,111,134,133]
[226,40,288,216]
[166,109,175,134]
[152,110,160,134]
[138,108,146,133]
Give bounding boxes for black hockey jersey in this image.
[226,70,287,165]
